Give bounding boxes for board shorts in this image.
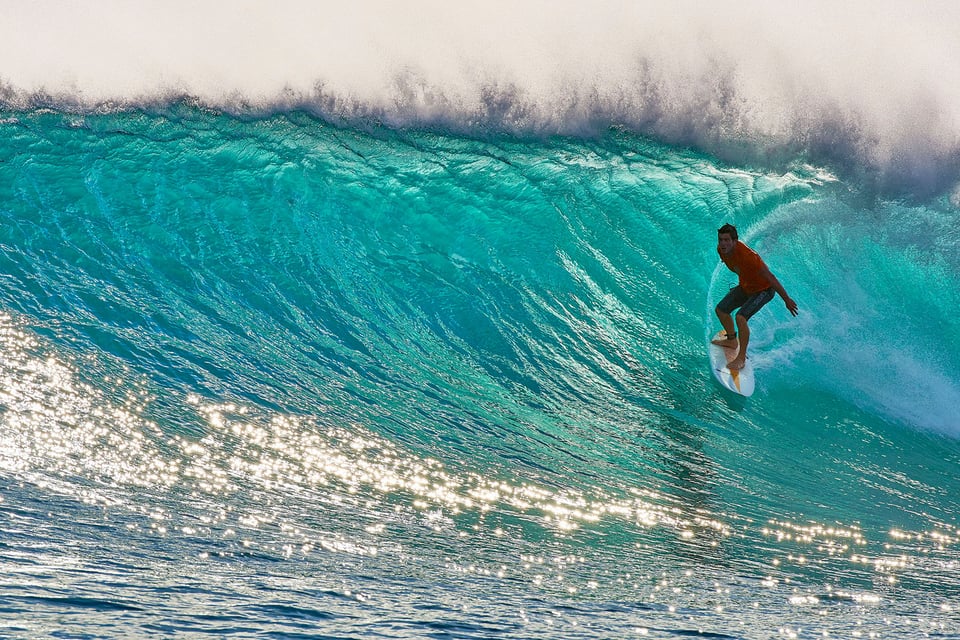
[716,286,775,320]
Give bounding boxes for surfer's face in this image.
[718,233,736,254]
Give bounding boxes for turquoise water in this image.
[0,105,959,638]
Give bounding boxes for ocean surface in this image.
[2,2,960,638]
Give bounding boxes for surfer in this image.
[711,223,798,370]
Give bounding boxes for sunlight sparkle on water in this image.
[3,308,957,636]
[0,308,734,566]
[0,314,172,499]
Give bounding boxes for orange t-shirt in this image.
[718,241,771,294]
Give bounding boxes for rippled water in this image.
[0,106,958,638]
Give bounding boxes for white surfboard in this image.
[709,330,754,396]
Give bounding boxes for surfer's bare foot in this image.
[727,356,746,371]
[711,336,738,349]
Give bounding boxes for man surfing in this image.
[712,223,798,370]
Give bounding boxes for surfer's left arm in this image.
[761,267,799,317]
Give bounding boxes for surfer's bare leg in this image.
[728,314,750,370]
[712,308,738,348]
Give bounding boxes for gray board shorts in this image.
[716,286,774,320]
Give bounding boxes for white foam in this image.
[1,1,957,120]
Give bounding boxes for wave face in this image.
[1,107,959,638]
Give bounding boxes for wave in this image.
[3,1,960,201]
[2,97,960,636]
[2,105,958,444]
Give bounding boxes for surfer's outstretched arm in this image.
[760,267,798,316]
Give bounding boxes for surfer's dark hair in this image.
[717,223,738,240]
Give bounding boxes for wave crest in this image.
[3,0,960,200]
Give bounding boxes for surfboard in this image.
[709,330,755,396]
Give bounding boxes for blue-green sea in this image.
[2,4,960,638]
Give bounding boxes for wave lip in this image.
[4,1,960,200]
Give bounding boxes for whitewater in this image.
[1,2,960,638]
